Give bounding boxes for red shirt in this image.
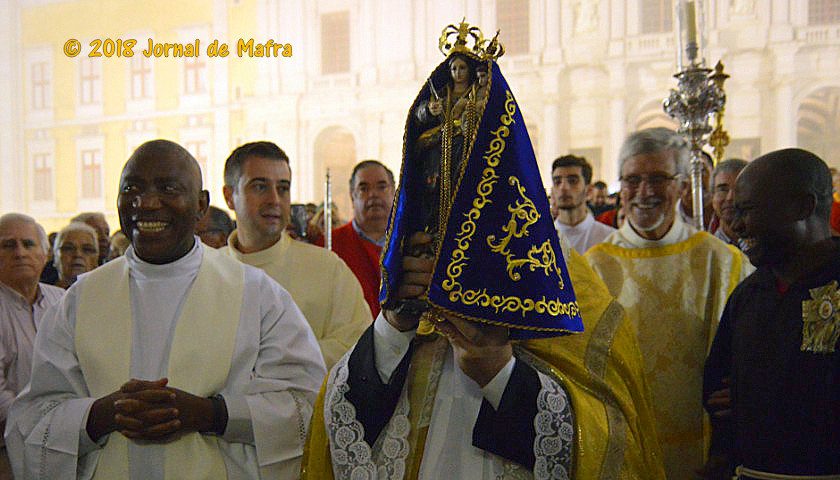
[596,209,618,228]
[831,199,840,235]
[316,222,382,318]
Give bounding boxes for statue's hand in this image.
[428,100,443,116]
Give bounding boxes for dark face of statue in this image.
[449,57,471,88]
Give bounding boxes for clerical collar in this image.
[124,236,203,281]
[352,219,386,247]
[226,230,290,267]
[617,215,696,249]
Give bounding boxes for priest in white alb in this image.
[4,140,326,479]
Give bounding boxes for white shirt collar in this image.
[124,236,203,281]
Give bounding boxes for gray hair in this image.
[54,222,99,262]
[711,158,749,186]
[0,213,49,255]
[618,127,690,177]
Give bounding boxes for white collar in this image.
[616,216,695,248]
[124,236,203,281]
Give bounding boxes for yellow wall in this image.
[19,0,254,233]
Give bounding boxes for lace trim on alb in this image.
[532,372,574,480]
[325,351,412,480]
[290,389,311,446]
[492,456,534,479]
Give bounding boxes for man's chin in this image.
[629,213,666,233]
[256,224,285,241]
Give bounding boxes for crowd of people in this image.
[0,128,838,479]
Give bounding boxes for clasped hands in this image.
[87,378,215,443]
[384,232,513,388]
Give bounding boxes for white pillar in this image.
[0,0,22,213]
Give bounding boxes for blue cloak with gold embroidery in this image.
[379,54,583,340]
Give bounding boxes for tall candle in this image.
[686,1,698,45]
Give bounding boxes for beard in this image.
[629,210,667,233]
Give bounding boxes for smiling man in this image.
[222,141,371,368]
[5,140,326,479]
[704,148,840,479]
[585,128,753,479]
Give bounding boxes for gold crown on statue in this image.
[438,19,505,61]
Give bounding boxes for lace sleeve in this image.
[532,371,574,480]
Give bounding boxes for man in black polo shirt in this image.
[704,148,840,479]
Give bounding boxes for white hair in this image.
[0,213,49,255]
[618,127,690,177]
[54,222,99,262]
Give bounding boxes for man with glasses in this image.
[586,127,753,480]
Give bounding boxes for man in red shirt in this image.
[319,160,395,318]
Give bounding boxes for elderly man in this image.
[705,149,840,479]
[5,140,326,479]
[551,154,615,254]
[0,214,64,479]
[711,158,749,249]
[319,160,395,318]
[71,212,111,265]
[585,127,753,479]
[222,141,370,368]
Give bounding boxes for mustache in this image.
[364,200,387,209]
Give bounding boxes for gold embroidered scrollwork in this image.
[441,90,577,323]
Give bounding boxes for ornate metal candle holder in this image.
[663,62,726,230]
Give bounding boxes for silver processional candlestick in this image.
[324,169,332,251]
[663,0,726,231]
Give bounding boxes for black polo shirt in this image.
[706,247,840,474]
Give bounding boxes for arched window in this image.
[797,87,840,167]
[633,99,678,130]
[313,126,357,221]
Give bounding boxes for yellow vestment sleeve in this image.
[302,248,666,479]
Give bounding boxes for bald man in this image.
[5,140,326,479]
[704,148,840,479]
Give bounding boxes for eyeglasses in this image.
[58,244,98,255]
[619,174,680,190]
